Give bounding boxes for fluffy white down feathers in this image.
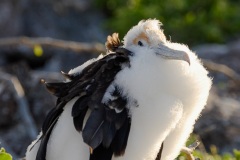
[26,19,212,160]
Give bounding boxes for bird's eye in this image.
[138,41,143,46]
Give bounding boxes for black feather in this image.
[114,109,128,130]
[42,101,65,135]
[115,48,133,57]
[105,108,117,122]
[156,142,164,160]
[102,121,116,148]
[90,144,113,160]
[82,108,105,149]
[45,82,68,97]
[72,96,89,117]
[73,107,88,132]
[111,117,131,156]
[109,98,127,112]
[36,117,60,160]
[111,86,121,97]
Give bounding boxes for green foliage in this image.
[0,148,12,160]
[176,134,240,160]
[95,0,240,45]
[178,147,240,160]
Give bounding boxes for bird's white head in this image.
[123,19,190,65]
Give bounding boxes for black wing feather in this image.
[72,96,89,131]
[36,116,60,160]
[72,96,89,117]
[41,101,65,134]
[82,107,105,149]
[73,107,88,132]
[36,48,133,160]
[90,144,113,160]
[156,142,164,160]
[114,108,128,130]
[111,117,131,156]
[102,120,116,148]
[45,82,69,97]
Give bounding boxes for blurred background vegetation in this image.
[95,0,240,45]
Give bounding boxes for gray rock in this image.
[192,44,229,59]
[195,87,240,153]
[0,0,23,37]
[0,0,107,43]
[0,76,18,127]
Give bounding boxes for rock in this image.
[195,87,240,153]
[0,0,23,37]
[0,121,32,157]
[0,73,18,127]
[52,0,92,12]
[192,44,229,59]
[0,0,107,42]
[228,39,240,55]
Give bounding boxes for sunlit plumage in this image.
[26,19,212,160]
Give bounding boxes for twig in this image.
[188,141,200,151]
[11,76,38,139]
[0,36,105,54]
[202,59,240,85]
[181,147,195,160]
[181,141,200,160]
[0,72,38,140]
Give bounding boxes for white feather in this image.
[26,132,42,160]
[68,54,104,75]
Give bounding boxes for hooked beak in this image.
[155,45,190,65]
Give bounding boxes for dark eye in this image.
[138,41,143,46]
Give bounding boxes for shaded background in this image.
[0,0,240,159]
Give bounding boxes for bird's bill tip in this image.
[182,52,191,65]
[155,45,191,65]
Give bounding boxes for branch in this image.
[10,76,38,139]
[181,141,200,160]
[0,37,105,54]
[203,59,240,85]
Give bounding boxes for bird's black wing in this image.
[36,48,133,160]
[156,142,164,160]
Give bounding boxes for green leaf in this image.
[233,149,240,160]
[0,148,12,160]
[33,44,44,57]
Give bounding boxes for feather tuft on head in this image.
[105,33,123,53]
[123,19,166,47]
